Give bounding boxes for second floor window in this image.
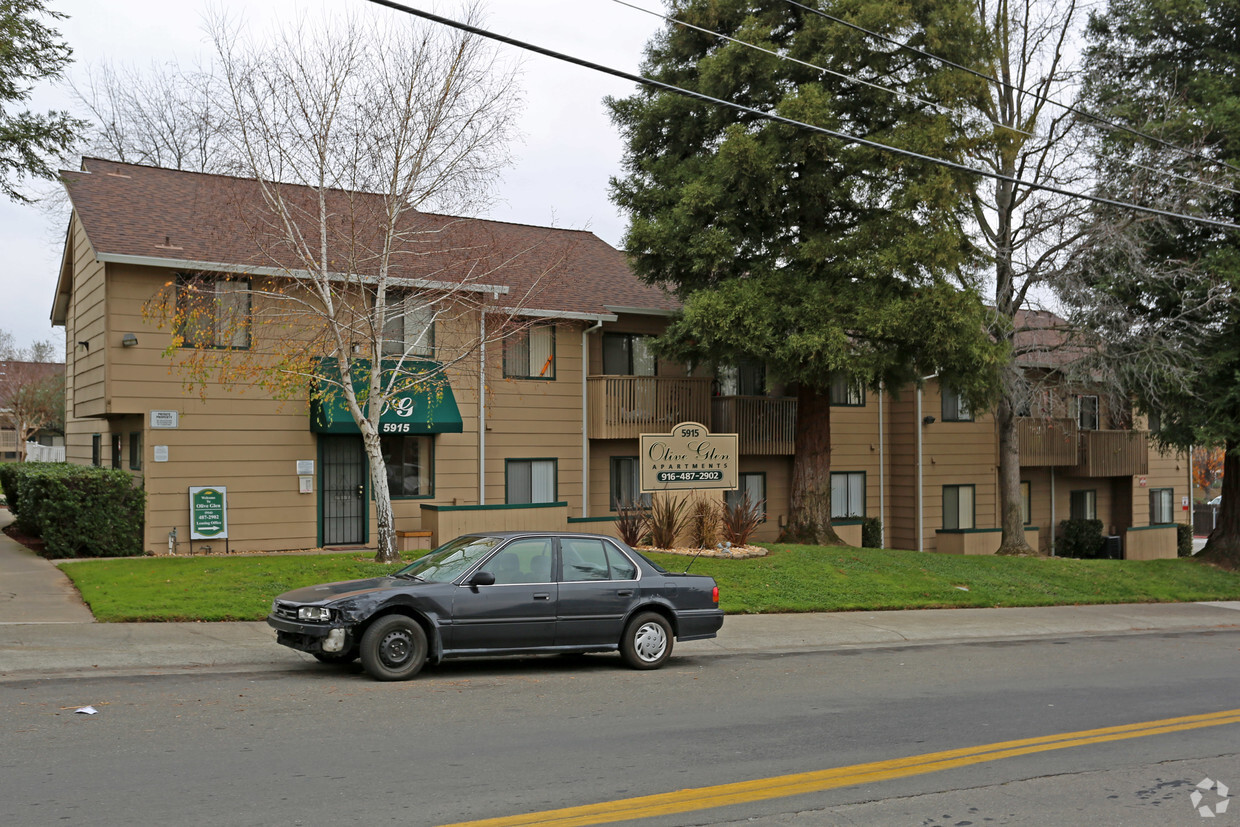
[1077,395,1099,431]
[718,359,766,396]
[176,275,250,348]
[504,325,555,379]
[829,374,864,406]
[942,387,972,421]
[602,332,655,376]
[381,295,434,359]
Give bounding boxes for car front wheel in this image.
[620,611,673,670]
[360,615,427,681]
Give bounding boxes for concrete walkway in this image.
[2,505,1240,682]
[0,507,94,624]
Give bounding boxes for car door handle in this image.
[533,592,551,600]
[616,589,634,597]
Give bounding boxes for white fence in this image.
[24,442,66,462]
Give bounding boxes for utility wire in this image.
[362,0,1240,232]
[781,0,1240,178]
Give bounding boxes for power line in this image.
[362,0,1240,232]
[781,0,1240,178]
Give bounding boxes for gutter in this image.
[581,320,605,517]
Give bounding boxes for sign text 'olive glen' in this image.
[640,422,738,493]
[189,486,228,540]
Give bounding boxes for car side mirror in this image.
[468,570,495,591]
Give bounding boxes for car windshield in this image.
[395,535,501,583]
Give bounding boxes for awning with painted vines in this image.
[309,358,463,435]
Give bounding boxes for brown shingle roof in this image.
[61,158,678,318]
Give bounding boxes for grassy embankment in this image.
[58,544,1240,622]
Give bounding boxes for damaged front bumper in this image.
[266,614,355,655]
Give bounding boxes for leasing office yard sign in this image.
[189,486,228,540]
[640,422,738,492]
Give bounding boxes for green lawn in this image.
[58,544,1240,622]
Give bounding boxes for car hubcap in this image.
[380,629,412,666]
[634,622,667,662]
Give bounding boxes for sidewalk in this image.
[3,507,1240,681]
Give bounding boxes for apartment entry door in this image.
[320,435,368,546]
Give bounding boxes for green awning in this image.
[309,359,463,435]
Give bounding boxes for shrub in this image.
[1177,522,1194,557]
[648,492,689,549]
[614,500,649,547]
[0,462,19,510]
[862,517,883,549]
[1,463,144,558]
[1058,518,1106,559]
[687,494,721,549]
[721,491,764,547]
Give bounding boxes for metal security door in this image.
[321,436,367,546]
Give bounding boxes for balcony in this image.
[712,395,797,455]
[1074,429,1149,477]
[586,376,712,439]
[1016,417,1078,466]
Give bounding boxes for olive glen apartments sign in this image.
[189,486,228,540]
[640,422,738,492]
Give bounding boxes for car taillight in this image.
[712,586,719,604]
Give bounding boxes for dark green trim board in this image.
[421,501,569,513]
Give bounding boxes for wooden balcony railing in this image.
[711,396,797,455]
[1016,417,1078,466]
[586,376,712,439]
[1075,429,1149,477]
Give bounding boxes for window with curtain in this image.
[1077,395,1099,431]
[717,359,766,396]
[725,473,766,519]
[506,459,557,504]
[942,388,972,421]
[828,374,864,406]
[1021,480,1031,525]
[943,484,975,530]
[381,294,434,358]
[602,332,655,376]
[176,275,250,348]
[1149,488,1174,525]
[830,471,866,518]
[609,456,651,510]
[1070,489,1097,520]
[504,326,556,379]
[111,434,122,469]
[129,431,142,470]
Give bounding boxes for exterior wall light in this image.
[922,415,936,425]
[121,333,139,347]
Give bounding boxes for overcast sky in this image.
[0,0,664,355]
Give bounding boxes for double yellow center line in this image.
[442,707,1240,826]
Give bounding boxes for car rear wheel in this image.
[620,611,673,670]
[360,615,427,681]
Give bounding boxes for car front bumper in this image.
[267,614,354,654]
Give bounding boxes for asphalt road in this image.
[3,630,1238,826]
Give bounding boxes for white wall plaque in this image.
[153,445,169,462]
[150,410,179,429]
[296,460,315,475]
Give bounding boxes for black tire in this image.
[360,615,427,681]
[620,611,673,670]
[312,650,357,665]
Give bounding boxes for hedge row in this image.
[0,463,145,558]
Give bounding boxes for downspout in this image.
[917,373,939,552]
[878,381,885,548]
[479,308,488,505]
[1050,467,1056,555]
[581,320,604,517]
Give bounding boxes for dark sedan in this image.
[267,532,724,681]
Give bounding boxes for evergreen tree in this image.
[608,0,1004,543]
[1077,0,1240,567]
[0,0,83,201]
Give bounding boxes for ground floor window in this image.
[111,434,122,469]
[609,456,651,510]
[943,484,975,530]
[1021,480,1032,525]
[1070,489,1097,521]
[1149,488,1174,525]
[129,431,142,470]
[830,471,865,519]
[91,434,101,466]
[725,472,766,518]
[506,458,557,504]
[380,434,433,498]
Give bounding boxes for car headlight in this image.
[298,606,332,622]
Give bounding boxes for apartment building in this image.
[50,159,1187,557]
